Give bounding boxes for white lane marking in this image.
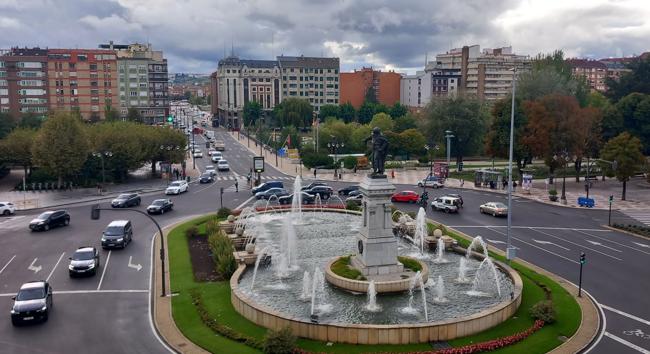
[602,305,650,326]
[633,242,650,249]
[532,239,571,250]
[450,225,611,232]
[28,258,42,273]
[486,239,506,244]
[97,250,111,291]
[575,229,650,256]
[487,227,579,264]
[46,252,65,281]
[581,289,607,354]
[0,255,16,275]
[236,196,255,210]
[531,228,622,261]
[604,332,650,353]
[0,289,149,297]
[128,256,142,271]
[148,222,176,353]
[585,240,623,252]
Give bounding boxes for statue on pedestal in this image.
[364,127,389,177]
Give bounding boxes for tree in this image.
[368,112,394,132]
[319,104,340,120]
[0,128,36,176]
[606,56,650,102]
[609,93,650,154]
[364,86,377,103]
[389,102,408,119]
[274,98,312,128]
[357,102,375,124]
[32,111,89,187]
[600,132,645,200]
[339,102,356,123]
[19,113,43,129]
[394,113,417,132]
[0,112,16,139]
[399,128,426,159]
[350,124,372,152]
[243,101,262,127]
[104,104,120,122]
[126,108,143,123]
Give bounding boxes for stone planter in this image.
[549,195,559,202]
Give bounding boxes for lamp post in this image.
[92,151,113,194]
[506,66,517,262]
[444,130,454,172]
[328,136,344,180]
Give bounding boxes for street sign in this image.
[253,156,265,173]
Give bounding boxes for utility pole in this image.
[578,252,586,297]
[444,130,454,171]
[506,67,517,261]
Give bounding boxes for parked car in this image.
[479,202,508,217]
[431,196,460,213]
[348,189,362,197]
[0,201,16,216]
[217,160,230,171]
[29,210,70,231]
[199,172,214,184]
[68,247,100,277]
[278,192,316,205]
[193,150,203,158]
[444,193,464,208]
[252,181,284,195]
[11,281,53,325]
[338,185,360,196]
[391,191,419,203]
[346,194,363,206]
[255,187,289,200]
[101,220,133,249]
[205,165,216,176]
[147,199,174,214]
[211,152,222,162]
[417,175,444,188]
[304,185,334,200]
[165,180,189,195]
[110,193,141,208]
[301,182,327,191]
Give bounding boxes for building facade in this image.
[400,71,428,109]
[567,59,607,92]
[277,55,340,112]
[0,48,49,118]
[47,49,119,120]
[340,67,401,109]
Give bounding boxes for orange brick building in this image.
[340,67,401,108]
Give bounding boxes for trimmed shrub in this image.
[205,218,220,237]
[398,256,422,272]
[208,232,237,279]
[529,300,556,323]
[342,156,358,169]
[185,226,199,239]
[345,200,361,211]
[262,327,296,354]
[301,151,334,169]
[216,207,231,219]
[331,255,366,280]
[548,189,558,196]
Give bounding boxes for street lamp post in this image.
[92,151,113,194]
[444,130,454,172]
[328,136,344,180]
[506,67,517,261]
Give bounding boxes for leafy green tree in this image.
[318,118,352,152]
[0,128,36,176]
[609,93,650,154]
[606,57,650,102]
[126,108,143,123]
[399,128,426,159]
[368,112,394,132]
[350,124,372,152]
[274,98,312,128]
[0,112,16,139]
[375,103,389,115]
[18,113,43,129]
[600,132,645,200]
[339,102,356,123]
[389,102,408,119]
[243,101,262,127]
[485,97,531,180]
[319,104,340,120]
[394,113,417,132]
[365,86,377,103]
[357,102,375,124]
[32,111,89,187]
[104,104,120,122]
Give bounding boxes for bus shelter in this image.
[474,169,503,189]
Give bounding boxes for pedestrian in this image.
[513,181,517,190]
[502,179,507,190]
[235,179,239,192]
[314,168,317,178]
[353,165,357,174]
[391,170,395,179]
[460,178,464,188]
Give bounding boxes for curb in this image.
[601,224,650,240]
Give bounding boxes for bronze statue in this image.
[364,127,389,176]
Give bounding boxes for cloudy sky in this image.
[1,0,649,74]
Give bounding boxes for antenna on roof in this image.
[425,52,428,67]
[231,37,234,57]
[271,32,274,58]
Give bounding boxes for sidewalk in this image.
[228,130,650,211]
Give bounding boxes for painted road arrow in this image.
[532,239,570,250]
[28,258,42,273]
[486,239,506,244]
[586,240,622,252]
[128,256,142,271]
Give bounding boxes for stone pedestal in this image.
[353,175,403,276]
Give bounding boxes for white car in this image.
[431,196,460,213]
[205,165,216,176]
[0,201,16,216]
[193,150,203,158]
[165,180,189,195]
[417,176,444,188]
[217,160,230,171]
[211,152,222,162]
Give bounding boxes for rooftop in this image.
[277,55,339,69]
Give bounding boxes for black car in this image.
[68,247,99,277]
[199,172,214,184]
[11,281,53,325]
[348,189,362,197]
[345,194,363,206]
[255,187,289,200]
[301,182,327,191]
[147,199,174,214]
[304,185,334,199]
[338,185,360,196]
[278,192,316,205]
[29,210,70,231]
[101,220,133,249]
[111,193,141,208]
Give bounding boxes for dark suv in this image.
[338,185,360,196]
[304,185,334,200]
[11,281,53,325]
[101,220,133,249]
[29,210,70,231]
[301,182,327,191]
[68,247,100,277]
[111,193,141,208]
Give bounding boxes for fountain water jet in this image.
[456,257,470,283]
[291,176,303,221]
[434,238,447,263]
[466,236,489,259]
[276,216,298,277]
[310,268,330,315]
[365,280,381,312]
[469,258,502,297]
[300,271,312,301]
[418,272,429,321]
[434,275,447,302]
[249,246,271,293]
[413,208,427,254]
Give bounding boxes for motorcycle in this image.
[418,192,429,206]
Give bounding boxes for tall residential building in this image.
[435,45,530,101]
[567,59,607,92]
[277,55,340,112]
[0,48,49,118]
[99,42,169,122]
[46,49,119,120]
[400,71,429,109]
[340,67,401,109]
[213,56,281,129]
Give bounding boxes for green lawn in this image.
[167,216,581,354]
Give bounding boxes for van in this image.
[101,220,133,249]
[431,196,460,213]
[252,181,284,195]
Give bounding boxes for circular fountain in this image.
[229,175,522,345]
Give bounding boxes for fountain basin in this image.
[325,256,429,293]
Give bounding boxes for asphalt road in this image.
[0,126,647,354]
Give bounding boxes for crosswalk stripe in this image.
[620,210,650,226]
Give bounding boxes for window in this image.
[18,71,44,78]
[0,98,8,104]
[89,64,97,71]
[0,62,3,68]
[18,62,43,69]
[130,91,137,97]
[130,99,138,105]
[0,71,5,78]
[139,91,147,97]
[91,105,99,112]
[77,54,87,61]
[0,89,8,96]
[18,89,46,95]
[0,80,6,87]
[90,89,99,96]
[19,80,44,86]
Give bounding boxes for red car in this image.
[391,191,419,203]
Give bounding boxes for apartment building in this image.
[340,67,400,109]
[0,48,49,118]
[99,42,169,122]
[277,55,340,112]
[400,71,429,109]
[567,59,607,92]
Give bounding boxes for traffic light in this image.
[579,252,586,264]
[609,195,613,203]
[167,115,173,122]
